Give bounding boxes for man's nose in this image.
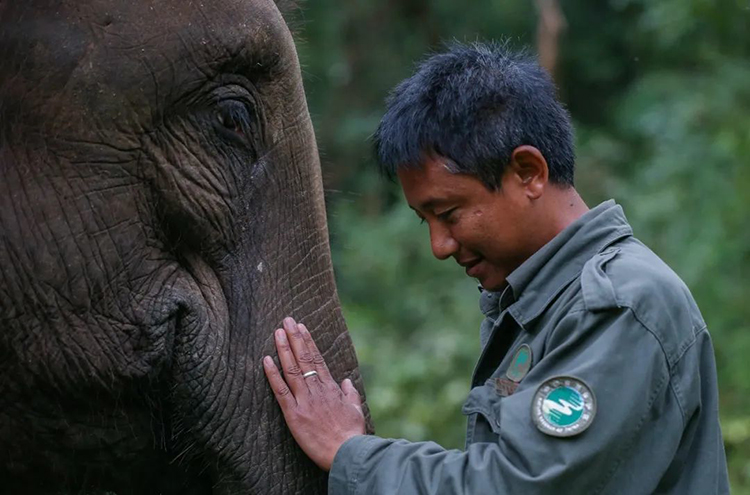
[429,222,459,260]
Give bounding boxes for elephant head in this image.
[0,1,366,493]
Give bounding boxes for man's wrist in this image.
[325,433,365,471]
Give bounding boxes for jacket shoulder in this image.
[581,238,705,366]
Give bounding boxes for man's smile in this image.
[459,257,484,278]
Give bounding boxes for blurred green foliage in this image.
[291,0,750,490]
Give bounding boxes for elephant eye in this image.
[215,99,256,143]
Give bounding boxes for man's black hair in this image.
[373,40,575,189]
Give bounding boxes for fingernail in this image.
[298,323,308,334]
[283,316,295,327]
[263,356,272,367]
[275,329,286,342]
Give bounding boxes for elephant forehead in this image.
[1,0,293,131]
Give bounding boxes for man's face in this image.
[398,156,540,291]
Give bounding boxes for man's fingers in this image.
[275,327,309,396]
[298,323,333,383]
[342,379,363,407]
[283,317,319,381]
[263,356,297,410]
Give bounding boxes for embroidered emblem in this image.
[506,344,532,382]
[532,376,596,437]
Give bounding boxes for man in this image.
[263,41,730,494]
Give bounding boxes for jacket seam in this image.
[593,333,671,495]
[620,305,673,375]
[627,304,700,427]
[668,380,685,431]
[673,324,705,364]
[666,326,706,427]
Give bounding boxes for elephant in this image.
[0,1,368,493]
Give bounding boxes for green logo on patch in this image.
[543,386,584,427]
[532,376,596,437]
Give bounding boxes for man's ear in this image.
[508,145,549,200]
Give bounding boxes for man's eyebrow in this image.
[414,199,449,212]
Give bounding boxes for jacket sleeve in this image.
[328,306,685,495]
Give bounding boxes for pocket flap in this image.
[461,379,504,434]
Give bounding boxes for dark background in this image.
[290,0,750,490]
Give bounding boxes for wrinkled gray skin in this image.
[0,1,368,493]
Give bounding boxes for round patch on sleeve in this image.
[531,376,596,437]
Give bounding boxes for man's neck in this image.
[533,187,589,251]
[553,188,589,233]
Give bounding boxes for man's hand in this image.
[263,317,366,471]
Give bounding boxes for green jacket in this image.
[329,200,730,495]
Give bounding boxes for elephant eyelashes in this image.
[214,99,258,148]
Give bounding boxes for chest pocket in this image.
[461,379,504,441]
